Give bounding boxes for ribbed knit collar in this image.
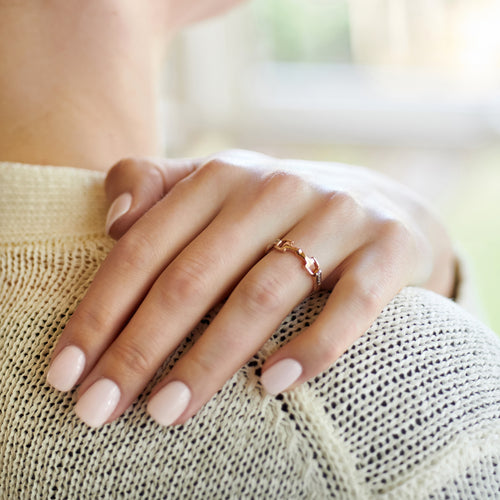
[0,162,109,241]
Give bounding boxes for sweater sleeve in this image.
[288,287,500,498]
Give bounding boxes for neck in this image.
[0,2,167,172]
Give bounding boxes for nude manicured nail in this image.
[47,345,85,392]
[105,192,132,235]
[147,381,191,426]
[75,379,120,428]
[261,358,303,395]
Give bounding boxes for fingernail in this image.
[47,345,86,392]
[75,379,121,428]
[261,358,303,395]
[105,192,132,235]
[147,381,191,426]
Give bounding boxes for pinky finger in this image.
[260,241,411,395]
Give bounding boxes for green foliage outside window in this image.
[252,0,352,63]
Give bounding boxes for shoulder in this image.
[268,287,500,497]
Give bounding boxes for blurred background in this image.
[161,0,500,332]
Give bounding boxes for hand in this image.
[46,150,455,427]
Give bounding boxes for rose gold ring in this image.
[267,238,322,292]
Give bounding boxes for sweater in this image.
[1,161,499,499]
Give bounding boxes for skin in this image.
[0,0,244,170]
[0,1,455,426]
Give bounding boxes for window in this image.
[161,0,500,331]
[162,0,500,154]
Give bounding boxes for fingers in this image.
[146,256,313,425]
[261,220,415,395]
[104,157,200,239]
[51,167,322,427]
[47,161,237,393]
[145,215,412,428]
[145,197,374,426]
[104,150,272,239]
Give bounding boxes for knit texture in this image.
[1,162,499,499]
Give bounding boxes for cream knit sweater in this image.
[1,162,499,499]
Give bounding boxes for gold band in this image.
[268,238,322,292]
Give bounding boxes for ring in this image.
[267,238,322,292]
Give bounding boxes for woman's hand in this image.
[46,150,455,427]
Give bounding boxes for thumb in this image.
[104,156,199,239]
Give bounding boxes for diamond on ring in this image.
[268,238,322,292]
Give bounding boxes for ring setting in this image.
[267,238,322,292]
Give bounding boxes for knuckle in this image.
[70,304,113,336]
[187,156,244,197]
[199,157,230,179]
[112,339,154,378]
[108,157,138,175]
[238,274,286,316]
[348,275,384,315]
[105,157,140,187]
[186,348,221,379]
[377,218,412,248]
[306,329,344,367]
[261,170,309,200]
[323,190,361,219]
[114,230,158,275]
[164,256,211,305]
[145,163,166,190]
